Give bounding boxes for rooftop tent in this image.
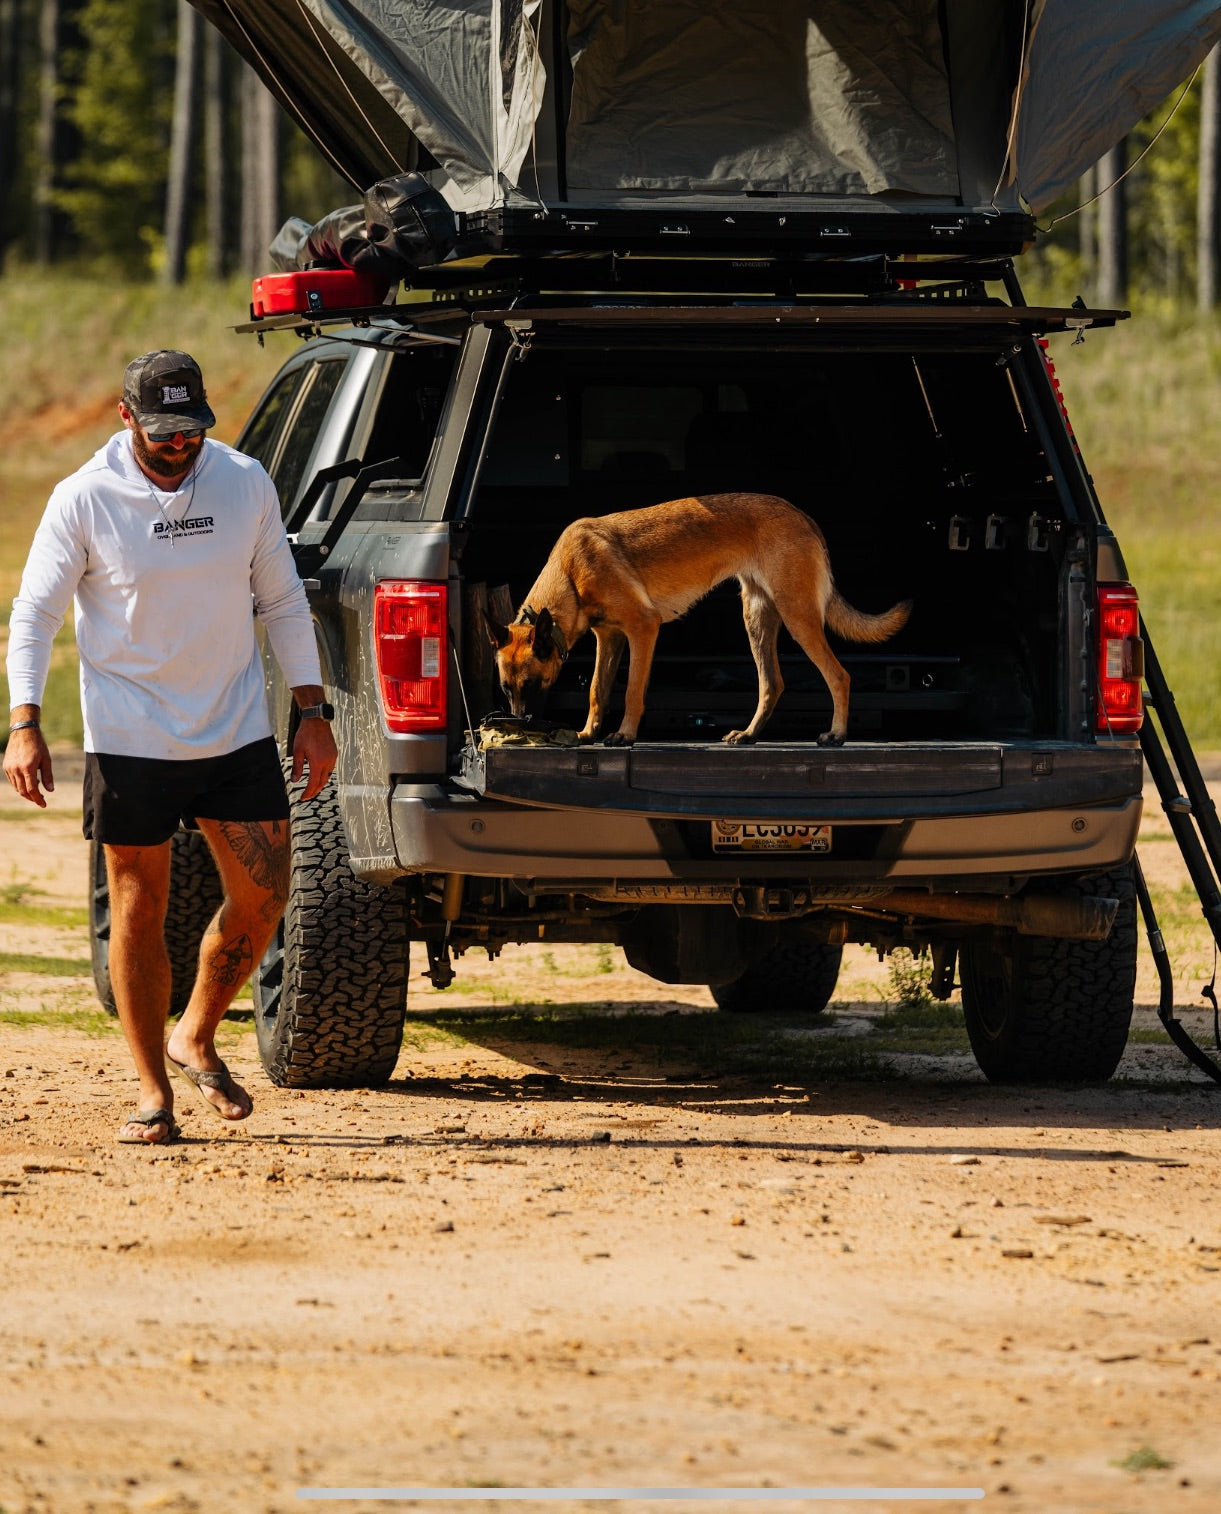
[1014,0,1221,211]
[192,0,1221,228]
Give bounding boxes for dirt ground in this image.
[2,753,1221,1514]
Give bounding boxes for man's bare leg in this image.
[165,817,290,1119]
[105,841,176,1141]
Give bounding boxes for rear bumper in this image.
[376,742,1143,890]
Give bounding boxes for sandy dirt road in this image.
[2,754,1221,1514]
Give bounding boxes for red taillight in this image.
[1096,583,1144,733]
[374,581,448,732]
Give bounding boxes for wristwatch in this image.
[298,702,335,721]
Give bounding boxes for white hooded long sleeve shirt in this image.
[6,431,322,760]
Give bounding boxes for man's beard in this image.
[132,427,204,482]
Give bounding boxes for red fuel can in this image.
[251,269,390,316]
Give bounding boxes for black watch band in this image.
[8,719,41,733]
[298,702,335,721]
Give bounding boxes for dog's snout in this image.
[500,675,550,718]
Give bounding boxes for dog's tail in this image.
[825,591,912,644]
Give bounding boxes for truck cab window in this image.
[238,366,309,477]
[270,359,348,518]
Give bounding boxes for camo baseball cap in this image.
[122,350,216,432]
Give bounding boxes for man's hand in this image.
[3,725,55,808]
[291,716,338,802]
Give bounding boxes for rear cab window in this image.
[338,342,460,522]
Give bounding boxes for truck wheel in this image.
[253,776,410,1088]
[959,864,1137,1083]
[711,941,843,1015]
[90,829,223,1018]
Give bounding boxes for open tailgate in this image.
[455,741,1143,821]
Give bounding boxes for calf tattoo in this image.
[210,932,253,988]
[217,819,290,923]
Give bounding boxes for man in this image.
[4,350,337,1145]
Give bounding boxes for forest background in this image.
[1,3,1221,749]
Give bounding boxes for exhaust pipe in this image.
[870,889,1119,940]
[567,880,1118,940]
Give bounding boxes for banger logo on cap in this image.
[122,349,217,433]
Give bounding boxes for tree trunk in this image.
[1096,143,1128,308]
[163,1,201,285]
[240,64,280,275]
[0,0,20,258]
[203,24,227,279]
[1199,44,1221,313]
[33,0,59,264]
[1077,165,1096,295]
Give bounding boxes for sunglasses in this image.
[145,424,205,444]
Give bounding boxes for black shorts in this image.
[83,737,289,847]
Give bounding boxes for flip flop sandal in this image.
[117,1108,181,1145]
[166,1054,253,1121]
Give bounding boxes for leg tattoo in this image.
[209,932,253,988]
[217,819,289,922]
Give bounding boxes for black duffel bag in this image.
[268,172,457,276]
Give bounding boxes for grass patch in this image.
[884,948,935,1011]
[0,951,92,976]
[1127,1025,1179,1044]
[0,1003,117,1035]
[1144,879,1212,931]
[1140,875,1220,1000]
[870,999,973,1056]
[402,1016,482,1053]
[1114,1446,1173,1473]
[0,902,89,929]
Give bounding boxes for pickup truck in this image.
[219,263,1143,1087]
[91,1,1221,1086]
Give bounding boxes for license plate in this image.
[711,821,832,852]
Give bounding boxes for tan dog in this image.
[486,493,911,747]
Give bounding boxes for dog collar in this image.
[519,604,568,663]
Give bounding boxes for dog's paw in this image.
[816,731,846,748]
[604,731,635,747]
[723,730,755,746]
[577,731,600,744]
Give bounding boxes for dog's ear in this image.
[531,606,556,660]
[485,611,511,650]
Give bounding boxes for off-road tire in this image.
[711,940,843,1016]
[90,830,223,1018]
[959,863,1137,1083]
[253,774,410,1088]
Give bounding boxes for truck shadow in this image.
[361,999,1221,1136]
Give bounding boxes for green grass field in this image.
[1,268,1220,743]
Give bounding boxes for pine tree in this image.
[163,0,200,284]
[57,0,173,268]
[1198,44,1221,310]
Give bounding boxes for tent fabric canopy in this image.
[1017,0,1221,210]
[563,1,957,198]
[192,0,1221,219]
